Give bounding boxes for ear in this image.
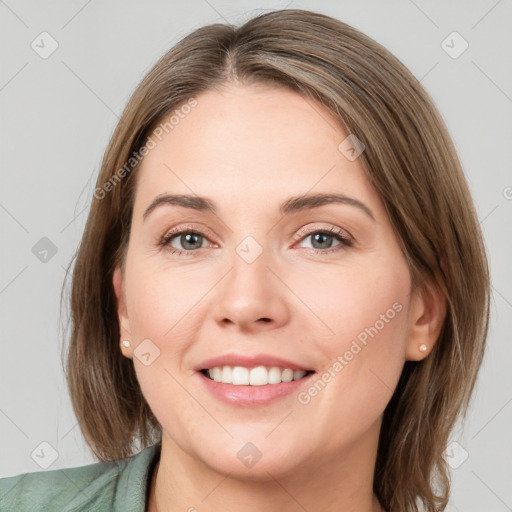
[113,265,133,359]
[405,278,447,361]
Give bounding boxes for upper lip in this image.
[195,353,314,372]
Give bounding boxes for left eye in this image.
[298,231,344,250]
[295,230,352,251]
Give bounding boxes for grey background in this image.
[1,1,511,510]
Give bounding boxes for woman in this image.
[0,8,489,512]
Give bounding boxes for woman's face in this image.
[114,83,422,478]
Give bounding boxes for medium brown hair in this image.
[61,9,490,511]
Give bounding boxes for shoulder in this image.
[0,444,160,512]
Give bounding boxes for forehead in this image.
[133,84,382,217]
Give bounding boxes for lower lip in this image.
[197,371,315,407]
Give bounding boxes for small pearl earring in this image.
[419,343,428,353]
[120,340,131,348]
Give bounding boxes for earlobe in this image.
[113,266,133,358]
[405,279,447,361]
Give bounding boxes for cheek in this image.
[124,261,208,437]
[125,259,208,342]
[292,261,410,430]
[290,258,410,355]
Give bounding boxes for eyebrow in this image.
[143,192,375,222]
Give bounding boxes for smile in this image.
[201,365,313,386]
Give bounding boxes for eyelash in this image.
[159,225,353,257]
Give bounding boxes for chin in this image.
[188,434,310,481]
[205,454,304,482]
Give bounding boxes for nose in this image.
[211,242,291,333]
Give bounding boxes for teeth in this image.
[232,366,249,385]
[268,366,282,385]
[212,367,222,382]
[221,366,232,384]
[282,369,294,382]
[205,366,308,385]
[249,366,267,386]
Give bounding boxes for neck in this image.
[147,422,384,512]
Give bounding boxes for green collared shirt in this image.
[0,443,160,512]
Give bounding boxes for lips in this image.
[194,353,315,406]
